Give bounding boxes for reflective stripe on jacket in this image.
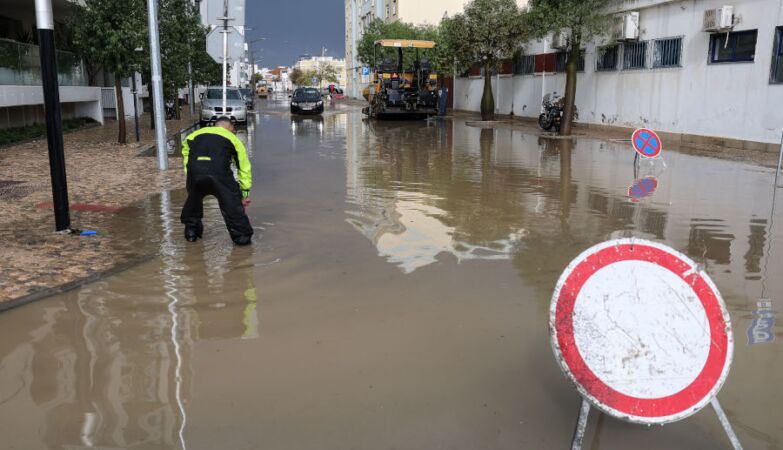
[181,126,252,191]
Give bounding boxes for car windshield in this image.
[206,89,241,100]
[293,89,320,102]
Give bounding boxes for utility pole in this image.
[35,0,70,232]
[147,0,168,170]
[221,0,229,115]
[131,73,140,142]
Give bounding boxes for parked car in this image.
[290,88,324,115]
[200,87,247,125]
[239,88,254,110]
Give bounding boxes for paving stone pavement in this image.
[0,113,194,307]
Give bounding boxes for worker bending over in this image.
[180,117,253,245]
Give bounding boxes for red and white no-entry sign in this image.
[550,239,734,425]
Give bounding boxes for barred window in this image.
[623,41,648,70]
[513,53,534,75]
[596,45,619,71]
[710,30,757,63]
[772,27,783,83]
[653,37,683,68]
[555,51,585,72]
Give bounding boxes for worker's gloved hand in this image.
[241,190,251,208]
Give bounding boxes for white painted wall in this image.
[455,0,783,144]
[0,85,103,125]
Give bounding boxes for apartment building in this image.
[294,55,348,89]
[455,0,783,148]
[0,0,103,129]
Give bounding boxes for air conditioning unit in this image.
[612,12,640,41]
[550,31,569,50]
[703,6,734,32]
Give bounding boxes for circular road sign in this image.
[628,176,658,202]
[550,239,733,424]
[632,128,662,158]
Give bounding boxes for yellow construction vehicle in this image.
[362,39,439,119]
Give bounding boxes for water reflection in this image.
[345,116,783,308]
[0,192,261,449]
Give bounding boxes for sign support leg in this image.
[570,398,591,450]
[711,398,743,450]
[222,0,228,116]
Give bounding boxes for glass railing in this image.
[0,38,88,86]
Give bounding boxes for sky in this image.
[245,1,346,68]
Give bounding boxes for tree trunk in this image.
[175,96,181,120]
[114,74,126,144]
[560,41,580,136]
[480,67,494,121]
[150,83,155,130]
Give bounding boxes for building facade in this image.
[294,56,348,89]
[0,0,103,129]
[455,0,783,147]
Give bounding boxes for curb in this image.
[0,253,156,313]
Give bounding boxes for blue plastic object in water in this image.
[81,230,97,236]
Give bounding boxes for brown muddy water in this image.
[1,98,781,449]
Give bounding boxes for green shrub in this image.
[0,117,97,147]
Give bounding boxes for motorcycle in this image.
[538,93,577,132]
[165,100,180,120]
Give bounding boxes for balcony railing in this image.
[0,38,87,86]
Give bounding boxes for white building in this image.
[0,0,103,129]
[294,55,347,89]
[455,0,783,149]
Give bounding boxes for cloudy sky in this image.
[245,1,346,68]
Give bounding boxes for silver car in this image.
[200,87,247,125]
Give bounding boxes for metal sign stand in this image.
[568,389,743,449]
[220,0,231,116]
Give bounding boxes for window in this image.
[771,27,783,83]
[653,37,683,68]
[710,30,757,63]
[623,41,647,70]
[513,53,534,75]
[596,45,619,71]
[555,51,585,72]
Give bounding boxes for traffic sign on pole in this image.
[550,239,734,425]
[312,76,318,86]
[207,26,244,63]
[206,0,245,27]
[632,128,663,158]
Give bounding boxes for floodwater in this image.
[1,95,782,449]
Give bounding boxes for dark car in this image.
[290,88,324,115]
[239,88,254,110]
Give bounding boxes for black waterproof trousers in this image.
[180,174,253,245]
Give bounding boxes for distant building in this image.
[294,55,347,89]
[266,66,292,93]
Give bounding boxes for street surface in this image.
[0,95,781,449]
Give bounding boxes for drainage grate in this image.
[0,180,38,201]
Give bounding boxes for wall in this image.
[0,85,103,128]
[454,0,783,145]
[396,0,527,25]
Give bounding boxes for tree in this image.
[356,18,445,72]
[526,0,612,135]
[290,68,317,87]
[440,0,527,121]
[70,0,147,144]
[315,62,338,88]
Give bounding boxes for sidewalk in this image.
[450,110,783,169]
[0,113,194,309]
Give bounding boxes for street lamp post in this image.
[34,0,69,231]
[147,0,167,170]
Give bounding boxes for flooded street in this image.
[1,96,782,449]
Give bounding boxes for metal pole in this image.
[188,62,195,116]
[147,0,168,170]
[222,0,228,115]
[775,131,783,188]
[35,0,70,232]
[711,398,744,450]
[132,74,140,142]
[570,398,591,450]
